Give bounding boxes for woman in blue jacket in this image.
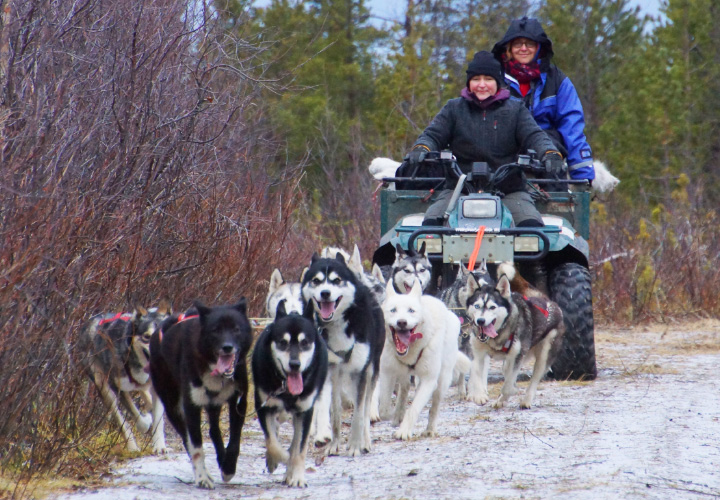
[492,17,595,182]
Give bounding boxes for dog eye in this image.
[474,304,480,309]
[389,307,396,313]
[277,340,289,350]
[300,339,310,349]
[312,278,322,285]
[489,305,496,310]
[331,278,342,285]
[408,308,415,314]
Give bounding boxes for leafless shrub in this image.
[0,0,302,495]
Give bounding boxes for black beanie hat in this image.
[466,51,503,88]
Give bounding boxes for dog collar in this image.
[406,347,425,370]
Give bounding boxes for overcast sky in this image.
[368,0,663,23]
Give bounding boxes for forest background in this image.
[1,0,719,497]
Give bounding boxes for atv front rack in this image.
[406,227,551,262]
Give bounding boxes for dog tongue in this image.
[286,372,303,395]
[319,300,336,320]
[482,323,498,338]
[212,353,235,376]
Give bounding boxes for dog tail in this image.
[497,262,544,299]
[454,351,471,376]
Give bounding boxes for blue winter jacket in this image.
[504,65,594,180]
[492,17,595,181]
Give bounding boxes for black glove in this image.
[542,150,566,178]
[406,145,429,165]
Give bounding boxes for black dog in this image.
[149,300,253,489]
[252,301,328,487]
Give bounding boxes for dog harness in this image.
[524,296,549,317]
[501,333,515,353]
[157,313,198,342]
[98,312,132,325]
[318,326,354,363]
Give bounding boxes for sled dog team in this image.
[81,245,565,489]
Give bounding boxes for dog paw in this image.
[467,392,489,405]
[152,444,169,455]
[394,426,414,441]
[520,398,533,409]
[284,470,308,488]
[136,413,153,433]
[492,398,506,409]
[221,471,235,483]
[126,439,140,453]
[328,440,341,456]
[421,429,438,438]
[195,473,215,490]
[347,441,370,457]
[266,449,289,473]
[313,428,332,447]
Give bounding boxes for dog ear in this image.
[347,244,364,276]
[497,275,511,299]
[233,298,248,316]
[311,252,320,264]
[269,269,284,293]
[275,299,287,319]
[335,252,346,265]
[409,279,423,298]
[465,273,480,297]
[156,297,173,316]
[394,243,406,260]
[134,304,149,318]
[385,278,397,297]
[418,241,426,256]
[194,300,210,317]
[299,266,308,282]
[372,263,384,282]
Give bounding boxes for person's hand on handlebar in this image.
[406,145,430,166]
[541,150,566,178]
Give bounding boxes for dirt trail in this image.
[53,323,720,500]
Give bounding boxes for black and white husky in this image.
[464,275,565,409]
[391,243,432,293]
[252,302,328,487]
[301,253,385,456]
[80,300,171,453]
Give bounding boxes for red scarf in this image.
[502,53,541,84]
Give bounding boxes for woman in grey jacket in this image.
[407,51,562,227]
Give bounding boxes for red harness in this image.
[98,312,132,325]
[158,313,198,342]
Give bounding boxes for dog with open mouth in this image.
[301,252,384,456]
[149,300,253,489]
[464,274,565,409]
[252,301,328,487]
[372,279,460,440]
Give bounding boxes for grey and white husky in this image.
[80,300,171,453]
[267,268,304,319]
[391,243,432,293]
[464,275,565,409]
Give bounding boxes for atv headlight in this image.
[514,236,540,252]
[417,236,442,254]
[462,199,497,218]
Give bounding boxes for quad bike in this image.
[372,151,596,380]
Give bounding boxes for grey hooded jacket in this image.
[413,89,555,173]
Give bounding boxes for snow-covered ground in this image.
[53,323,720,500]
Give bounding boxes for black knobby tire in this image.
[547,262,597,380]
